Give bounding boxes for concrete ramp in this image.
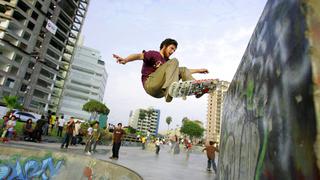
[0,146,142,180]
[218,0,320,179]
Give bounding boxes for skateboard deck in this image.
[168,79,219,98]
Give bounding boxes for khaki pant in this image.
[144,58,194,98]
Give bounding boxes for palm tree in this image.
[166,116,172,132]
[3,96,22,111]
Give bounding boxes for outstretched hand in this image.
[113,54,127,65]
[198,68,209,74]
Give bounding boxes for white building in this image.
[59,45,107,120]
[128,107,160,135]
[206,81,230,143]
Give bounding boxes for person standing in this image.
[60,117,75,149]
[110,123,125,160]
[202,141,219,173]
[155,138,161,155]
[85,122,100,155]
[141,136,146,150]
[57,115,65,137]
[34,115,46,142]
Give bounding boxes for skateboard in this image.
[168,79,220,98]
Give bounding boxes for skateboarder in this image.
[113,38,209,102]
[203,141,219,173]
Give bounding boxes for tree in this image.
[180,120,204,139]
[82,100,110,121]
[3,96,22,111]
[166,116,172,131]
[182,117,189,124]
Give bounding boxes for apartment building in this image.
[0,0,90,114]
[59,45,107,120]
[206,80,230,143]
[129,107,160,135]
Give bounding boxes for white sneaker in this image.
[86,152,91,155]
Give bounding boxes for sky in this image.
[81,0,267,132]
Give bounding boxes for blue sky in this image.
[81,0,267,132]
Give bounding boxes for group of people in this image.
[1,114,17,142]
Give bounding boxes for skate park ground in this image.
[0,141,217,180]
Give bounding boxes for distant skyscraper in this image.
[59,45,107,120]
[206,81,230,143]
[0,0,90,114]
[129,107,160,135]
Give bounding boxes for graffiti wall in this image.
[218,0,320,179]
[0,147,142,180]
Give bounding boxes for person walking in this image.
[110,123,125,160]
[202,141,219,173]
[60,117,75,149]
[113,38,209,102]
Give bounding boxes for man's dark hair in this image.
[209,141,214,145]
[118,123,122,126]
[160,38,178,50]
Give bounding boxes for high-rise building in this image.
[206,80,230,143]
[129,107,160,135]
[0,0,90,114]
[59,45,107,120]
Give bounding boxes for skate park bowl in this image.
[218,0,320,179]
[0,146,142,180]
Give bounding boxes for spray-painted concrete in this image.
[0,146,142,180]
[218,0,320,179]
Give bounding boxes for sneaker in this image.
[109,156,114,159]
[86,152,91,155]
[195,92,205,98]
[207,168,212,172]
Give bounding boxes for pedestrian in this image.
[71,120,81,145]
[110,123,125,160]
[141,136,146,150]
[85,122,101,155]
[34,115,46,142]
[113,38,209,102]
[155,138,161,155]
[57,115,65,137]
[173,135,180,154]
[60,117,75,149]
[1,116,9,140]
[6,115,17,140]
[202,141,219,173]
[23,119,34,141]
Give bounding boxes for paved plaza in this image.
[2,141,217,180]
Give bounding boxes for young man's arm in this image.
[189,68,209,74]
[113,53,144,65]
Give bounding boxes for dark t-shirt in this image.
[113,128,125,143]
[141,50,168,86]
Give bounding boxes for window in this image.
[14,54,23,64]
[20,84,28,92]
[27,21,35,30]
[4,78,15,88]
[31,11,39,20]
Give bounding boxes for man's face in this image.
[118,124,122,129]
[163,44,176,59]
